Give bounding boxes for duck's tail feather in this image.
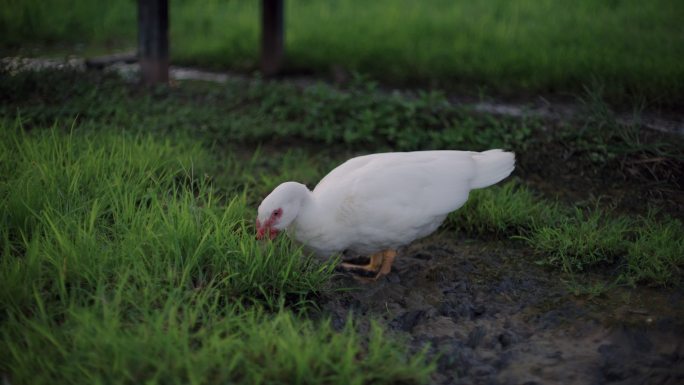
[470,149,515,189]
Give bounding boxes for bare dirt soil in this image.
[319,234,684,385]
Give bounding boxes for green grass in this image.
[4,304,432,385]
[526,207,633,273]
[625,216,684,286]
[1,67,682,383]
[529,211,683,286]
[0,124,433,384]
[447,181,564,236]
[0,123,333,310]
[2,68,682,286]
[0,0,135,54]
[2,0,683,104]
[2,26,682,379]
[5,69,679,171]
[448,183,684,285]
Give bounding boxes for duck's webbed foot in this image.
[339,249,397,282]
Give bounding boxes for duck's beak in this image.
[256,219,279,240]
[256,219,263,240]
[256,219,265,240]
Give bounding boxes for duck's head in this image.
[256,182,307,240]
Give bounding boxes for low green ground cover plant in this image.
[5,69,678,169]
[0,69,536,151]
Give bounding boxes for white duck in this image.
[256,150,515,279]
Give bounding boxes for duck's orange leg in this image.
[339,249,397,281]
[377,249,397,277]
[340,251,384,273]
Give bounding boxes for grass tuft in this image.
[625,215,684,286]
[525,207,632,273]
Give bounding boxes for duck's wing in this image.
[343,151,479,219]
[314,153,383,194]
[312,151,479,231]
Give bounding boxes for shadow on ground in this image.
[319,234,684,385]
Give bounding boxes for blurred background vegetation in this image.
[2,0,683,104]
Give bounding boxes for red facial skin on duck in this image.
[255,209,282,240]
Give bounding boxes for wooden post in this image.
[261,0,284,76]
[138,0,169,84]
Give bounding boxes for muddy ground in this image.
[319,234,684,385]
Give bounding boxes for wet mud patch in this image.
[318,234,684,385]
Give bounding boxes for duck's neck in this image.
[287,183,317,231]
[288,184,343,256]
[284,181,314,220]
[292,182,314,208]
